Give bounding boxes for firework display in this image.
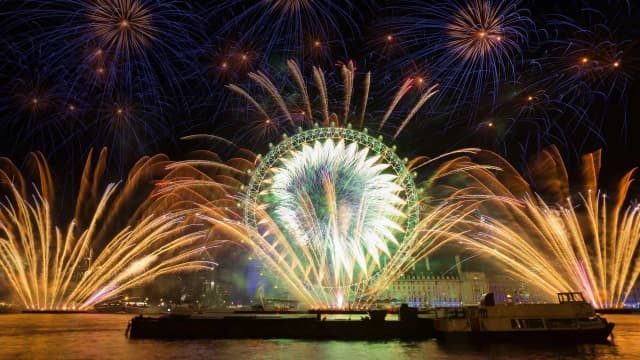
[0,149,217,310]
[162,62,501,308]
[0,1,638,312]
[454,147,639,308]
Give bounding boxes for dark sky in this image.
[0,0,638,192]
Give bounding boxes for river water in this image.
[0,314,638,359]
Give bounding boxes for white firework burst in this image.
[268,138,406,283]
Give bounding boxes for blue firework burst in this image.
[5,0,206,100]
[376,0,534,116]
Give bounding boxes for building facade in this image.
[380,271,488,307]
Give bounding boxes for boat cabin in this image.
[433,292,611,335]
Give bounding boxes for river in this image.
[0,314,638,359]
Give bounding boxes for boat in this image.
[0,302,19,313]
[433,292,614,343]
[94,296,150,314]
[126,304,434,340]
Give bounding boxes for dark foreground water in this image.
[0,314,639,359]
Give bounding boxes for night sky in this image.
[1,0,639,197]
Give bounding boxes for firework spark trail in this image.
[357,71,371,129]
[394,83,438,139]
[234,60,438,138]
[288,60,313,124]
[0,149,218,311]
[313,66,331,125]
[341,61,355,123]
[457,147,640,308]
[379,78,414,131]
[248,71,295,125]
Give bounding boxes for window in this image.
[511,319,544,329]
[558,292,586,303]
[547,319,577,329]
[523,319,544,328]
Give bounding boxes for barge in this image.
[127,304,433,340]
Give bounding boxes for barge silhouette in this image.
[127,304,433,340]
